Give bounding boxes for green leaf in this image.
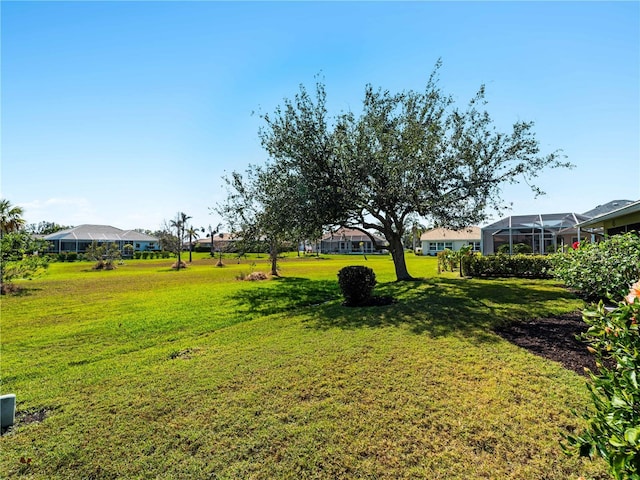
[609,435,626,447]
[624,427,640,445]
[628,370,638,389]
[611,395,628,408]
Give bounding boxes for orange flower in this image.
[625,280,640,304]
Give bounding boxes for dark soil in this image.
[1,408,50,436]
[494,311,599,376]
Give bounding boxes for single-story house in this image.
[190,233,238,251]
[43,225,160,255]
[320,227,388,254]
[420,226,481,256]
[577,199,640,236]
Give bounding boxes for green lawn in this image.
[1,254,608,479]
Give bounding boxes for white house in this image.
[420,226,481,256]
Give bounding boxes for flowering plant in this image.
[625,280,640,305]
[563,280,640,479]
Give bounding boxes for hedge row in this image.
[461,253,553,278]
[54,251,172,262]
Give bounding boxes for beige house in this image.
[420,226,481,256]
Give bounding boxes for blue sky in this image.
[2,1,639,232]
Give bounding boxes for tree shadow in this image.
[304,277,578,341]
[231,277,342,317]
[232,275,579,342]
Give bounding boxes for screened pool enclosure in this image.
[481,213,592,255]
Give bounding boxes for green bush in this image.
[438,246,473,274]
[497,243,533,255]
[563,294,640,479]
[550,232,640,302]
[65,252,78,262]
[337,265,377,306]
[134,252,142,259]
[141,252,149,260]
[437,249,457,273]
[56,253,66,262]
[461,254,552,278]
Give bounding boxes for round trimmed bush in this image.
[337,265,377,306]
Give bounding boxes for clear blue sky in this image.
[2,1,639,232]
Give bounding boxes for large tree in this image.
[25,221,71,235]
[258,64,570,280]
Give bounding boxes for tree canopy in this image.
[0,200,49,294]
[218,162,322,276]
[255,64,571,280]
[0,199,26,236]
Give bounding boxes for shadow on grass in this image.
[231,277,342,317]
[231,275,579,341]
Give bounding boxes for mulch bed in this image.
[494,311,599,376]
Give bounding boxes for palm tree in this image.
[0,199,26,237]
[186,226,200,263]
[169,212,192,269]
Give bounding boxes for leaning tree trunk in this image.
[387,234,413,281]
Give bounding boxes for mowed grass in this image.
[1,254,608,479]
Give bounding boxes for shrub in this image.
[337,265,377,306]
[550,232,640,302]
[461,254,552,278]
[438,246,473,274]
[141,252,149,260]
[563,286,640,479]
[437,249,457,273]
[497,243,533,255]
[65,252,78,262]
[56,253,66,262]
[134,252,142,259]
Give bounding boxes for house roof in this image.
[581,199,634,219]
[193,233,237,244]
[482,213,590,232]
[321,227,386,244]
[420,226,481,241]
[577,199,640,228]
[43,225,159,242]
